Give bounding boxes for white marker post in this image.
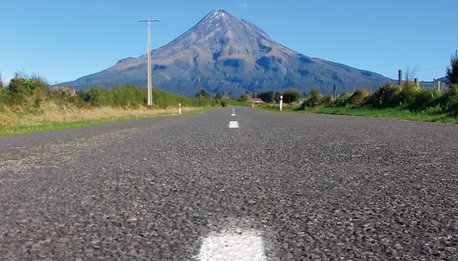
[279,95,283,111]
[178,103,182,114]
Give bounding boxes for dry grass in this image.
[0,102,204,134]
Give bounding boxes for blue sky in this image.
[0,0,457,84]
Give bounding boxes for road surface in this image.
[0,108,457,260]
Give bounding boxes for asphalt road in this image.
[0,108,457,260]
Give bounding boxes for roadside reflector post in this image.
[178,103,182,114]
[279,95,283,111]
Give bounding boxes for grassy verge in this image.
[256,103,458,124]
[308,107,458,123]
[0,104,213,137]
[255,103,301,112]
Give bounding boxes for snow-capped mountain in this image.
[64,10,390,96]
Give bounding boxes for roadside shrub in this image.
[67,95,88,108]
[320,96,334,107]
[87,87,112,107]
[400,83,419,106]
[239,91,251,102]
[282,88,301,103]
[424,105,443,115]
[408,89,440,111]
[112,84,144,108]
[333,92,351,107]
[6,77,49,108]
[258,91,274,103]
[441,88,458,115]
[0,85,10,105]
[346,89,370,108]
[154,88,180,108]
[367,83,401,108]
[301,88,321,108]
[446,51,458,89]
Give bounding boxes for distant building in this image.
[250,98,264,104]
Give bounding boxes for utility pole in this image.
[197,73,201,106]
[333,84,336,100]
[139,18,159,106]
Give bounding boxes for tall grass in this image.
[0,76,225,136]
[294,82,458,123]
[0,76,222,111]
[300,82,458,117]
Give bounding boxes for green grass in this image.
[255,103,301,112]
[256,103,458,124]
[304,107,458,123]
[0,119,113,137]
[0,107,214,137]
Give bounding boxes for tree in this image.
[282,88,301,103]
[300,88,321,108]
[258,91,274,103]
[308,88,321,103]
[273,92,281,103]
[195,89,210,98]
[240,91,251,101]
[446,51,458,89]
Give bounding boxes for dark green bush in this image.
[400,83,419,106]
[0,86,10,105]
[367,83,401,108]
[87,87,112,107]
[301,88,321,108]
[282,88,301,103]
[258,91,274,103]
[346,89,370,108]
[6,77,49,108]
[441,88,458,115]
[333,92,351,107]
[446,51,458,89]
[408,89,440,111]
[112,84,145,108]
[320,96,334,107]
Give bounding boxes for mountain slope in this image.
[64,10,390,96]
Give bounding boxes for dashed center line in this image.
[229,108,238,128]
[229,121,239,128]
[198,230,265,261]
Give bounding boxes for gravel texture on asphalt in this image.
[0,108,457,260]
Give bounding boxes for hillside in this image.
[63,10,390,96]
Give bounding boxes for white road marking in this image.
[231,108,236,117]
[229,121,239,128]
[198,230,265,261]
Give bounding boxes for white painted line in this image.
[198,230,265,261]
[231,108,236,117]
[229,121,239,129]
